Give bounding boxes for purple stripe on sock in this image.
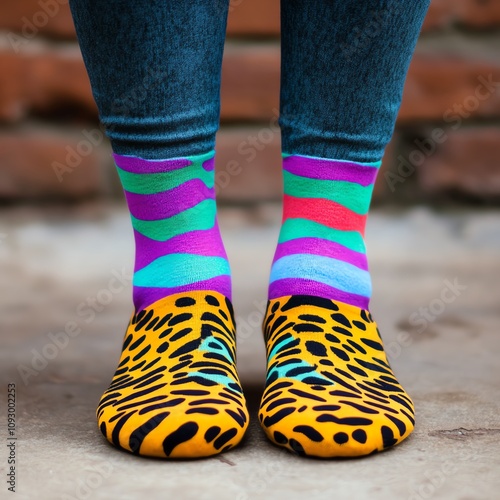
[202,157,215,171]
[272,238,368,270]
[124,179,214,221]
[283,155,378,187]
[134,276,232,312]
[113,153,192,174]
[133,223,227,272]
[269,278,369,309]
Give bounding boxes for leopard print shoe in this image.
[259,295,415,458]
[97,291,249,458]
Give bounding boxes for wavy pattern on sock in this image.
[269,153,381,310]
[113,150,231,312]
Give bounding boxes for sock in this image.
[259,153,415,458]
[116,150,230,311]
[97,150,248,458]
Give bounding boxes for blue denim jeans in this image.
[69,0,430,162]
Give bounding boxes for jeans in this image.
[69,0,430,162]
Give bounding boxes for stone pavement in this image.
[0,203,499,500]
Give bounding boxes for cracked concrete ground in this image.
[0,203,499,500]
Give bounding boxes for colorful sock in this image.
[259,153,415,458]
[97,150,248,458]
[115,150,230,311]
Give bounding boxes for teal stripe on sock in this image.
[268,335,295,361]
[267,358,332,384]
[185,150,215,164]
[134,253,230,288]
[278,218,366,253]
[283,171,375,215]
[199,337,233,363]
[116,162,214,194]
[131,199,216,241]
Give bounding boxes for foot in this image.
[98,291,249,458]
[259,295,414,458]
[97,151,248,457]
[260,153,415,457]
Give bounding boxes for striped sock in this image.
[269,153,379,308]
[114,150,231,312]
[259,153,415,458]
[96,150,248,459]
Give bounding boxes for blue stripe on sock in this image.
[270,254,371,297]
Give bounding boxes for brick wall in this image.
[0,0,499,204]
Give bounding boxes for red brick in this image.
[0,0,76,40]
[221,43,280,122]
[423,0,500,31]
[0,48,97,123]
[215,126,282,203]
[227,0,280,37]
[400,55,500,122]
[418,127,500,198]
[0,52,26,122]
[0,127,107,200]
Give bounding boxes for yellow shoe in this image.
[97,291,249,458]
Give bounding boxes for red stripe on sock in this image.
[283,195,367,235]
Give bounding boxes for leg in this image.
[259,0,430,457]
[69,0,248,458]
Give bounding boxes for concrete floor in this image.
[0,203,499,500]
